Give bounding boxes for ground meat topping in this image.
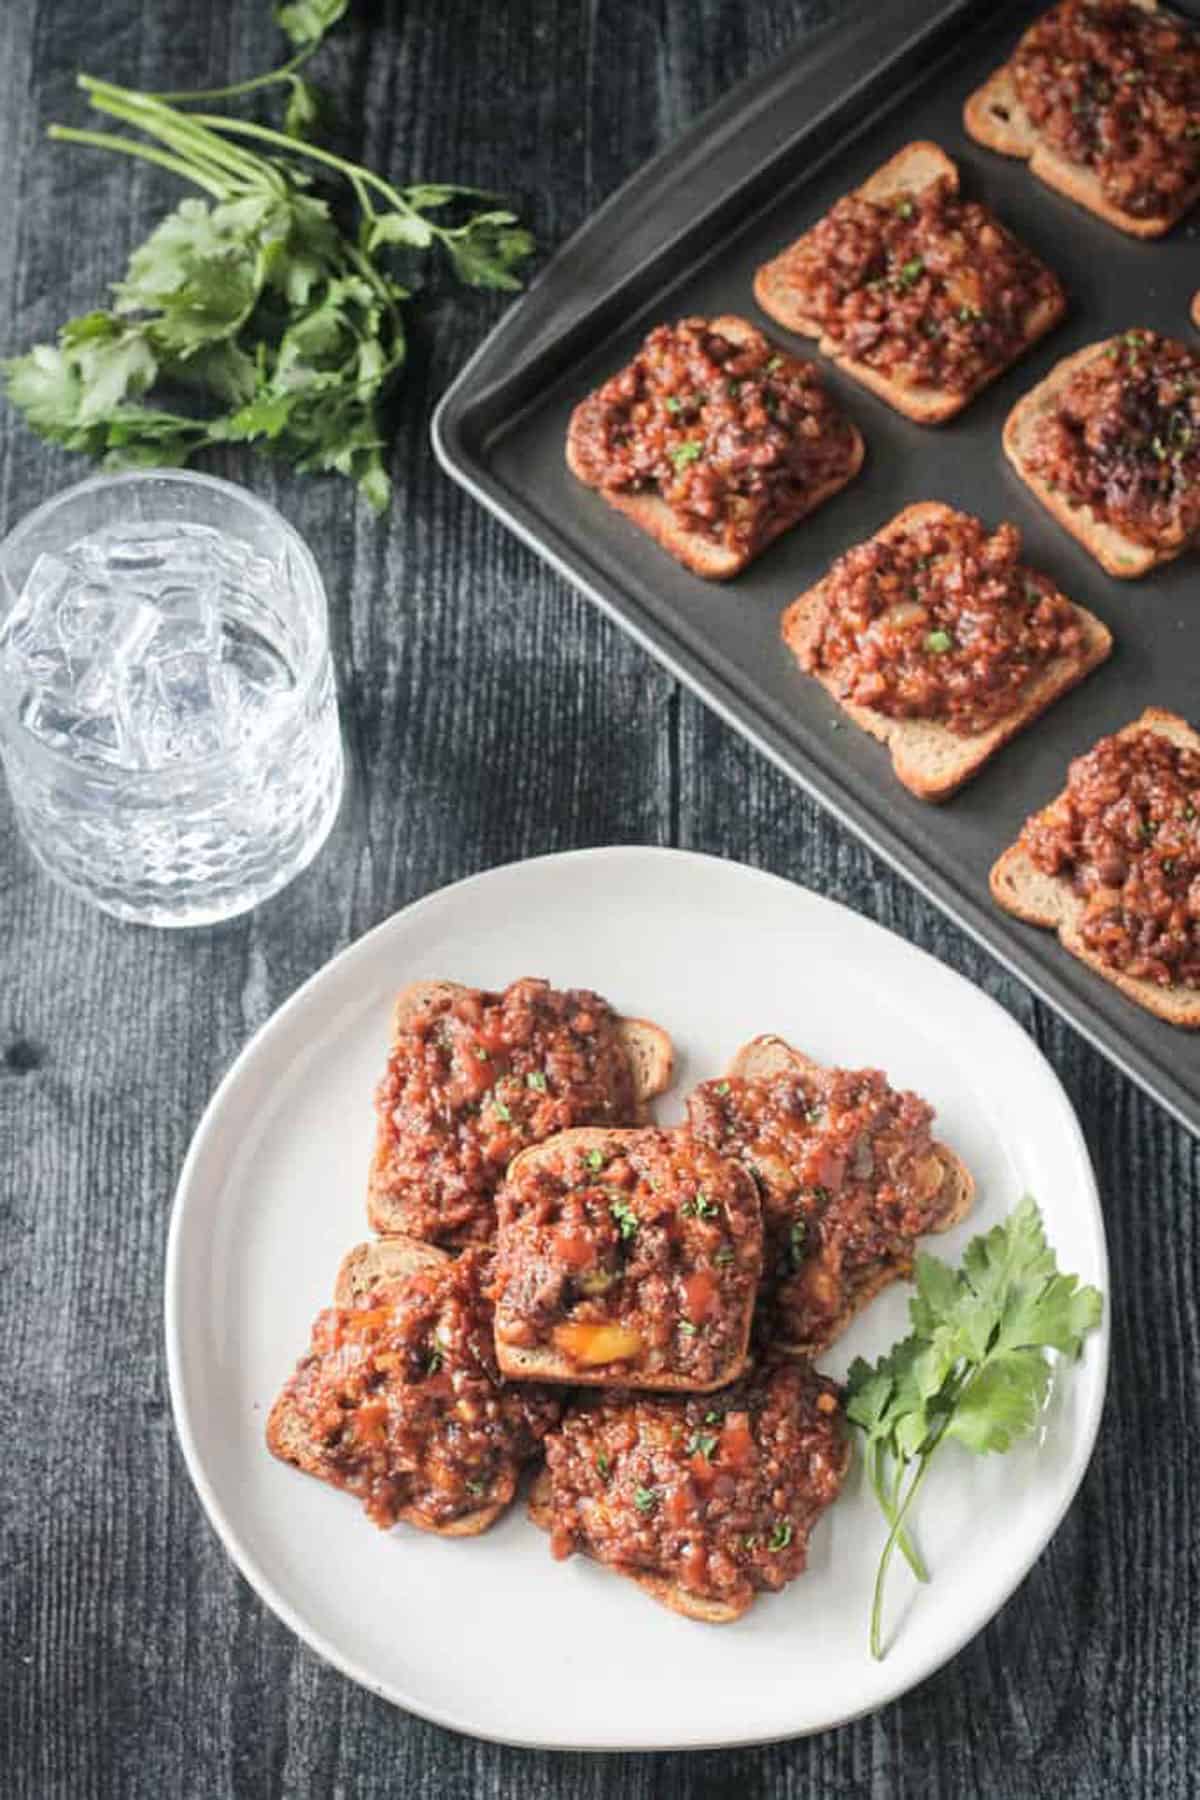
[1011,0,1200,221]
[540,1361,848,1609]
[493,1129,762,1387]
[372,978,640,1246]
[1023,331,1200,552]
[569,317,859,553]
[687,1062,946,1350]
[1021,725,1200,987]
[277,1251,561,1529]
[772,176,1063,393]
[798,509,1085,734]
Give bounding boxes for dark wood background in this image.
[1,2,1196,1794]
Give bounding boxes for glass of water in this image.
[0,470,344,926]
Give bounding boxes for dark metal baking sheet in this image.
[433,0,1200,1135]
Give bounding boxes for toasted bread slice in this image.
[754,142,1066,424]
[495,1125,760,1392]
[963,1,1196,240]
[990,707,1200,1027]
[1004,340,1191,578]
[726,1035,973,1353]
[527,1467,748,1623]
[267,1242,528,1538]
[565,314,864,580]
[781,502,1113,801]
[527,1469,746,1621]
[368,979,675,1242]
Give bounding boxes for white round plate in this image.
[166,847,1108,1750]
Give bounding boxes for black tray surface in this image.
[434,0,1200,1134]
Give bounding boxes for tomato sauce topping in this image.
[372,978,640,1246]
[798,508,1085,734]
[275,1250,560,1529]
[687,1062,948,1350]
[569,317,859,554]
[493,1129,762,1387]
[1023,331,1200,553]
[771,176,1063,394]
[540,1360,849,1609]
[1011,0,1200,222]
[1021,724,1200,988]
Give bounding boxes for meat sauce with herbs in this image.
[540,1360,849,1609]
[493,1129,762,1387]
[687,1063,948,1350]
[372,978,640,1246]
[773,177,1063,393]
[1024,331,1200,552]
[1021,725,1200,988]
[798,509,1085,734]
[1011,0,1200,222]
[273,1250,561,1529]
[569,317,859,554]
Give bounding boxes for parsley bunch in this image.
[2,2,533,510]
[845,1197,1103,1659]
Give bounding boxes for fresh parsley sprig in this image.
[845,1196,1103,1660]
[1,6,533,511]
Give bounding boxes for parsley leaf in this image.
[3,33,533,511]
[633,1485,657,1514]
[609,1197,638,1241]
[845,1197,1102,1659]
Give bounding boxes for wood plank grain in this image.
[0,1,1197,1796]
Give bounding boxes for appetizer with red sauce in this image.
[1004,331,1200,577]
[529,1358,849,1621]
[991,707,1200,1025]
[782,501,1111,799]
[565,314,863,579]
[492,1126,762,1391]
[686,1036,973,1354]
[754,142,1065,424]
[267,1239,561,1535]
[368,978,673,1246]
[965,0,1200,239]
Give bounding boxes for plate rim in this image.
[164,844,1110,1750]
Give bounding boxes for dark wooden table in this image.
[1,2,1196,1794]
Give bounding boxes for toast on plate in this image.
[368,977,674,1246]
[687,1035,973,1355]
[493,1125,762,1392]
[781,501,1112,800]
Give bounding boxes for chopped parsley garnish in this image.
[713,1246,736,1266]
[739,1533,760,1552]
[678,1320,700,1336]
[465,1477,487,1497]
[767,1519,794,1553]
[682,1191,720,1220]
[703,1409,723,1424]
[715,1080,731,1096]
[898,256,924,286]
[633,1485,657,1513]
[595,1450,611,1480]
[609,1197,639,1241]
[669,439,703,470]
[426,1348,443,1375]
[473,1045,490,1061]
[685,1431,720,1462]
[789,1220,808,1269]
[894,198,914,219]
[925,629,953,655]
[493,1099,513,1122]
[765,354,783,373]
[1140,818,1158,843]
[664,395,682,414]
[525,1070,547,1091]
[585,1149,605,1172]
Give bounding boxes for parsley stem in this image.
[869,1439,928,1584]
[147,43,319,105]
[79,79,285,196]
[46,126,230,199]
[869,1448,936,1661]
